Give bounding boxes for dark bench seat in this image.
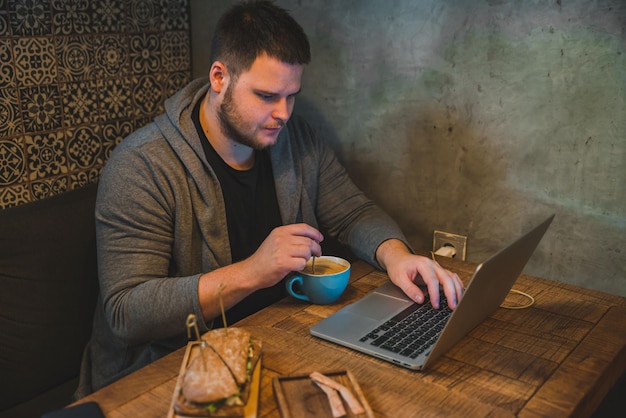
[0,183,99,418]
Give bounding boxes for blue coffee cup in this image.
[285,256,351,304]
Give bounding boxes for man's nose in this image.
[272,98,291,122]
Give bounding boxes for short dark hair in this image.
[210,0,311,77]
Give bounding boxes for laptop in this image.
[310,214,555,370]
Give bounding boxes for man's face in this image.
[218,54,304,150]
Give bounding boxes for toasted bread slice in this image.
[204,328,251,386]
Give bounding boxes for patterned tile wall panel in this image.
[0,0,191,208]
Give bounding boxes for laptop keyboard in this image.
[359,293,452,359]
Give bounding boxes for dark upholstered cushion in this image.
[0,184,99,410]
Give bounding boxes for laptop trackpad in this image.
[345,293,412,321]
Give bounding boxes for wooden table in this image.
[72,257,626,417]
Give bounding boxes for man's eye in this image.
[257,93,274,101]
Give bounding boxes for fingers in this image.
[440,271,464,309]
[277,223,323,259]
[285,236,323,270]
[421,259,464,309]
[282,223,324,245]
[388,255,464,310]
[451,272,465,306]
[258,224,323,273]
[431,264,464,310]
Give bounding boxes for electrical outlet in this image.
[433,230,467,261]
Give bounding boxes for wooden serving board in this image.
[272,370,373,418]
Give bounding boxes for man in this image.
[76,0,464,397]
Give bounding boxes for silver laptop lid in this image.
[422,214,555,369]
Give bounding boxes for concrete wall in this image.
[190,0,625,297]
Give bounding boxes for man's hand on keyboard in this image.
[375,239,465,309]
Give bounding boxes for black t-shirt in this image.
[192,100,284,326]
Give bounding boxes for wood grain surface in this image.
[72,256,626,417]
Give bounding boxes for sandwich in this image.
[173,327,262,417]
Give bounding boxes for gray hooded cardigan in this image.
[76,78,408,397]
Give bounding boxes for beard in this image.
[217,83,277,151]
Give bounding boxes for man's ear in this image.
[209,61,228,93]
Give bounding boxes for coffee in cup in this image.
[285,256,351,304]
